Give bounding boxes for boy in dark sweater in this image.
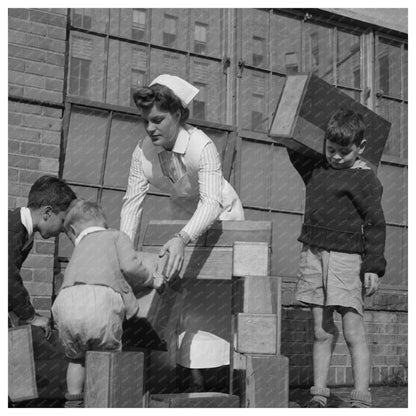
[8,175,76,335]
[287,109,386,408]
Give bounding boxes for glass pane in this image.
[63,107,108,185]
[403,167,408,225]
[243,207,268,222]
[304,22,333,83]
[71,8,109,33]
[378,164,405,225]
[240,69,268,132]
[271,145,305,212]
[104,113,145,188]
[200,128,228,159]
[138,194,173,246]
[403,44,408,100]
[379,98,402,157]
[57,186,98,258]
[150,9,188,50]
[110,9,148,42]
[190,57,224,124]
[337,29,361,89]
[242,9,269,68]
[106,40,148,106]
[384,225,405,287]
[149,49,187,82]
[270,211,303,277]
[190,9,222,57]
[377,37,402,98]
[240,139,270,207]
[338,87,360,102]
[100,189,125,230]
[403,103,408,159]
[271,13,302,74]
[68,33,106,101]
[403,227,408,285]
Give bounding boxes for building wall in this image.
[8,8,68,314]
[282,308,408,387]
[8,8,408,387]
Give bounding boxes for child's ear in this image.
[358,140,366,155]
[41,206,53,220]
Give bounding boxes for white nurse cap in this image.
[149,74,199,107]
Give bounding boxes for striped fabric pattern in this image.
[120,141,223,243]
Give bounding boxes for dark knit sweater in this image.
[8,208,36,320]
[288,149,386,277]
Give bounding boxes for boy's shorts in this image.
[52,284,125,360]
[294,244,365,316]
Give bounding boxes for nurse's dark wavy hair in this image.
[132,83,190,125]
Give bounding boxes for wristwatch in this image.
[173,231,189,246]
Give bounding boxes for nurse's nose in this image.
[146,121,156,134]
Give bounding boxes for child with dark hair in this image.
[287,109,386,408]
[52,199,164,407]
[8,175,76,335]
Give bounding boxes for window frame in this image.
[61,8,407,294]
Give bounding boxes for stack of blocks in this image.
[232,241,289,408]
[83,220,289,408]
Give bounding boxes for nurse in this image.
[120,74,244,390]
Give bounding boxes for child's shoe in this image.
[350,389,372,408]
[64,392,84,408]
[303,386,330,408]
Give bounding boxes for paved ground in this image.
[289,386,408,408]
[13,386,408,408]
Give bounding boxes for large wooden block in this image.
[143,246,234,280]
[232,276,281,314]
[149,392,240,407]
[142,220,272,248]
[85,351,145,408]
[235,313,277,354]
[269,73,391,167]
[8,325,38,402]
[231,354,289,408]
[232,242,269,277]
[232,276,282,354]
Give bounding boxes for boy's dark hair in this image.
[133,83,190,125]
[64,199,107,232]
[27,175,76,213]
[325,109,365,147]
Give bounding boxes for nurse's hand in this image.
[159,236,185,280]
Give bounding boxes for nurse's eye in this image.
[151,117,164,124]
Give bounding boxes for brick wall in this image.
[8,8,68,316]
[281,307,408,387]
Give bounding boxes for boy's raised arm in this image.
[286,148,322,184]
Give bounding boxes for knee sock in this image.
[64,392,84,408]
[350,389,372,407]
[310,386,330,406]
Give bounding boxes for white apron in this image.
[141,127,244,368]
